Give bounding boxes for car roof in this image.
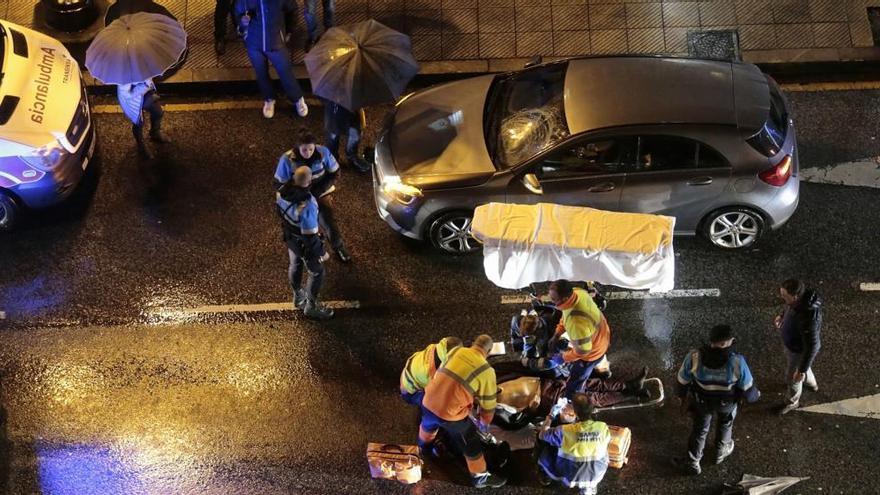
[563,57,770,135]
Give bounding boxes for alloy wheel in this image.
[435,216,478,254]
[708,211,760,249]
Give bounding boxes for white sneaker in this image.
[262,99,276,119]
[295,97,308,117]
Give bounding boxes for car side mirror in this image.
[523,173,543,195]
[524,56,543,69]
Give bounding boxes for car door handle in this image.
[687,177,714,186]
[587,183,616,193]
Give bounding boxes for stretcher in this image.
[471,202,676,292]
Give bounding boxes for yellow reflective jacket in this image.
[560,420,611,463]
[423,346,497,421]
[556,287,609,361]
[400,337,457,395]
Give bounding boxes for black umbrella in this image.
[304,19,419,112]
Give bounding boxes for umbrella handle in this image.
[359,108,367,130]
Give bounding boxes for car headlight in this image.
[20,142,67,172]
[382,179,422,205]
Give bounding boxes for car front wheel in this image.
[702,207,764,249]
[429,212,479,255]
[0,191,20,232]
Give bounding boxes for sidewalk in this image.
[5,0,880,85]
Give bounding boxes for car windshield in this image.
[485,62,570,168]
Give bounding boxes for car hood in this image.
[388,75,497,189]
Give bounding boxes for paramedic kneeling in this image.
[536,394,611,495]
[548,280,611,398]
[672,324,760,475]
[399,336,463,406]
[418,335,506,489]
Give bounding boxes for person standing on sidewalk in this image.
[672,324,760,475]
[117,78,168,159]
[277,166,334,320]
[235,0,308,119]
[323,99,370,173]
[774,279,822,415]
[214,0,236,54]
[303,0,334,51]
[274,130,351,263]
[418,335,507,489]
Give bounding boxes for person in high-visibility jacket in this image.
[548,280,612,398]
[536,393,611,495]
[399,336,463,406]
[419,334,506,489]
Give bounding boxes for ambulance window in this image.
[10,29,27,58]
[0,95,20,125]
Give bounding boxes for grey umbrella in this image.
[304,19,420,112]
[85,12,187,85]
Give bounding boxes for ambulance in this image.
[0,19,95,231]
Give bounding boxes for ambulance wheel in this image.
[0,191,19,232]
[429,211,479,255]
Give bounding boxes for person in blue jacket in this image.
[277,166,333,320]
[235,0,307,119]
[672,324,760,475]
[274,130,351,263]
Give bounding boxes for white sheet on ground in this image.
[471,203,675,292]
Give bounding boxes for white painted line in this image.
[800,159,880,189]
[800,393,880,420]
[174,300,360,313]
[0,310,5,320]
[501,289,719,304]
[860,283,880,291]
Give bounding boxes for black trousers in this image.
[317,194,344,251]
[214,0,235,40]
[132,92,164,145]
[687,396,737,463]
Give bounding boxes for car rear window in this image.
[746,79,788,157]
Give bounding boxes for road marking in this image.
[800,158,880,189]
[861,283,880,291]
[91,97,323,115]
[159,300,361,314]
[800,393,880,420]
[0,310,5,320]
[501,288,719,304]
[781,80,880,92]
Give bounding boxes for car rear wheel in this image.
[429,212,479,255]
[702,207,764,249]
[0,191,20,232]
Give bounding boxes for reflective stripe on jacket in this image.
[422,347,497,421]
[399,337,457,395]
[538,420,610,489]
[676,348,755,400]
[557,287,610,362]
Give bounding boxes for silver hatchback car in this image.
[373,56,799,254]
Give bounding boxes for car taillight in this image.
[758,154,792,186]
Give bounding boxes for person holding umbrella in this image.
[86,13,187,158]
[235,0,308,119]
[322,98,369,173]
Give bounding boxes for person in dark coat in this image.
[303,0,334,50]
[323,99,370,173]
[774,279,822,415]
[214,0,236,54]
[235,0,308,119]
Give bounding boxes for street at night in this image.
[1,85,879,494]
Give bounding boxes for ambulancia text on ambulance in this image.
[0,18,95,231]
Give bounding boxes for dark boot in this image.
[133,129,152,158]
[472,472,506,489]
[625,367,649,397]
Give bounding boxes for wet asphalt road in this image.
[1,86,880,494]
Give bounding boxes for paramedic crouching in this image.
[672,325,760,475]
[536,394,611,495]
